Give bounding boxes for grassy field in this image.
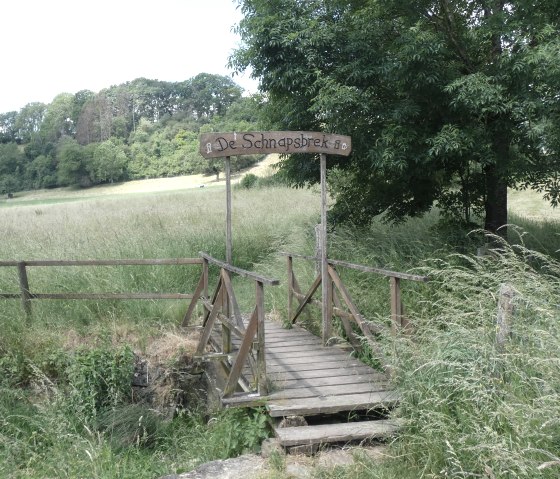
[0,169,558,478]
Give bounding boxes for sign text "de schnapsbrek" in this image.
[199,131,352,158]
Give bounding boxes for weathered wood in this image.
[287,255,294,324]
[17,262,32,318]
[275,420,399,447]
[496,283,516,352]
[0,258,203,267]
[320,153,331,345]
[256,281,267,396]
[200,131,352,158]
[200,252,279,286]
[328,258,429,282]
[196,285,225,356]
[332,289,361,348]
[291,274,321,324]
[265,360,367,373]
[267,382,390,400]
[221,269,244,328]
[30,292,194,300]
[276,373,388,390]
[267,391,399,417]
[328,266,374,339]
[223,307,259,397]
[266,365,375,380]
[390,277,403,334]
[225,156,233,264]
[182,272,206,326]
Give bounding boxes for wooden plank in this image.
[268,361,366,375]
[30,292,193,300]
[200,252,279,286]
[276,373,388,390]
[266,364,373,377]
[223,308,259,396]
[291,274,321,324]
[200,131,352,158]
[2,258,203,267]
[275,420,399,446]
[267,391,400,417]
[264,337,323,347]
[266,382,390,400]
[256,280,267,396]
[182,271,206,326]
[221,269,244,328]
[196,285,224,356]
[267,347,351,359]
[328,258,429,282]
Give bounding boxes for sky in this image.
[0,0,258,113]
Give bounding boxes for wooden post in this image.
[256,280,267,395]
[314,224,321,277]
[287,255,294,324]
[203,257,209,299]
[17,262,32,319]
[225,156,233,265]
[320,153,331,345]
[390,276,403,335]
[496,283,515,352]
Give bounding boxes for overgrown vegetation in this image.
[0,177,558,477]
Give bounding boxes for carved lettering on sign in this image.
[199,131,352,158]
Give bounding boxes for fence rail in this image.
[185,252,279,397]
[0,258,204,317]
[280,251,429,374]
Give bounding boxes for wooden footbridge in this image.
[181,251,426,449]
[0,130,429,450]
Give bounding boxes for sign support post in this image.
[199,131,351,345]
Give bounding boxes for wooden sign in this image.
[199,131,352,158]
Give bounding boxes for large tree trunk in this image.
[484,164,508,238]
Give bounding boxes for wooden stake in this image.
[17,262,32,319]
[225,156,232,265]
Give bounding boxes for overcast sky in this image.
[1,0,258,113]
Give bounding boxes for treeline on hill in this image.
[0,73,264,195]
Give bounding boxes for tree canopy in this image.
[232,0,560,233]
[0,73,263,194]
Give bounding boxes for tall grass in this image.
[1,182,559,478]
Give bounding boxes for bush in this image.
[239,173,258,189]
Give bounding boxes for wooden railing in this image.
[281,252,429,373]
[183,252,279,398]
[0,258,204,318]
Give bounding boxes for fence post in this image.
[17,262,32,319]
[390,276,403,335]
[287,255,294,323]
[320,153,332,345]
[256,280,267,396]
[496,283,516,352]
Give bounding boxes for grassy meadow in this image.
[0,171,559,478]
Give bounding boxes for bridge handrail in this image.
[200,252,279,286]
[278,251,429,282]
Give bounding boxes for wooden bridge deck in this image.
[210,320,399,447]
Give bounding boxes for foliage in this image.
[240,172,258,189]
[0,73,265,190]
[232,0,560,234]
[65,345,135,421]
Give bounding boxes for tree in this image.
[56,137,91,187]
[232,0,560,234]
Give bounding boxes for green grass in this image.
[0,181,559,478]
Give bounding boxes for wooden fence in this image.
[0,258,204,318]
[183,252,279,398]
[281,252,429,373]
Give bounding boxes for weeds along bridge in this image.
[182,251,428,450]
